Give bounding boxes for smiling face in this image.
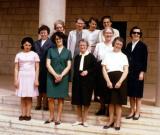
[131,28,141,42]
[79,41,88,54]
[113,39,123,52]
[89,20,97,31]
[76,19,85,31]
[55,35,63,47]
[103,18,112,28]
[55,23,64,33]
[103,27,113,42]
[39,30,49,40]
[23,41,32,52]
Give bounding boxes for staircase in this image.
[0,89,160,135]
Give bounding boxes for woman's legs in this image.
[20,97,26,116]
[107,104,115,125]
[56,98,64,122]
[76,105,83,122]
[48,98,55,120]
[96,97,106,115]
[26,97,32,117]
[42,92,48,110]
[135,98,141,117]
[115,104,122,127]
[83,105,89,123]
[128,97,136,116]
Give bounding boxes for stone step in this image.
[0,103,160,133]
[0,114,159,135]
[0,95,160,120]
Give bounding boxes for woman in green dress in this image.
[45,32,72,125]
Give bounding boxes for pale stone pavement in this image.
[0,75,160,135]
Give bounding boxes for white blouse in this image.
[93,42,113,61]
[85,29,100,53]
[102,51,128,73]
[79,50,89,71]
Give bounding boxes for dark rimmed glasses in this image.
[132,32,141,35]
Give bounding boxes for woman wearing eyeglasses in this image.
[45,32,72,125]
[125,26,148,120]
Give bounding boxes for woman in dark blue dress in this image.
[125,26,148,120]
[34,25,54,110]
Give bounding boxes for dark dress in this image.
[125,41,148,98]
[72,53,96,106]
[94,61,108,103]
[107,71,127,105]
[46,47,72,98]
[34,38,54,93]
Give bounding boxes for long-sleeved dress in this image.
[72,53,96,106]
[125,40,148,98]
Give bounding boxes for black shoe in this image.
[94,97,99,102]
[95,108,106,116]
[55,121,61,125]
[103,122,114,129]
[19,116,25,121]
[35,106,41,110]
[44,119,54,124]
[43,107,49,111]
[115,126,120,130]
[25,116,31,121]
[126,113,135,119]
[133,114,140,120]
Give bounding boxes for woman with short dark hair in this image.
[125,26,148,120]
[34,25,54,111]
[45,32,72,125]
[14,37,40,121]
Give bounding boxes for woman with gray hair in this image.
[72,39,96,127]
[93,27,114,116]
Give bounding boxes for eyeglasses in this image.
[132,32,141,35]
[55,38,61,41]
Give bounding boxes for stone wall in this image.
[0,0,159,85]
[0,0,39,74]
[66,0,160,84]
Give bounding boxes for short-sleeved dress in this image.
[14,51,40,97]
[102,51,128,105]
[46,47,72,98]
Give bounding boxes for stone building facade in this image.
[0,0,159,86]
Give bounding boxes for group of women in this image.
[14,16,148,130]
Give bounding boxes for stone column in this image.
[39,0,66,35]
[155,22,160,106]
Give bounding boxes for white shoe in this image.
[83,122,89,127]
[72,121,82,126]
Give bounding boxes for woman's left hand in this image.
[34,80,39,87]
[80,70,88,76]
[55,74,62,83]
[115,81,122,89]
[139,72,144,80]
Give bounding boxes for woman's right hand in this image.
[54,74,62,83]
[107,81,113,89]
[14,80,19,89]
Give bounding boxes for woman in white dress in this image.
[14,37,40,121]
